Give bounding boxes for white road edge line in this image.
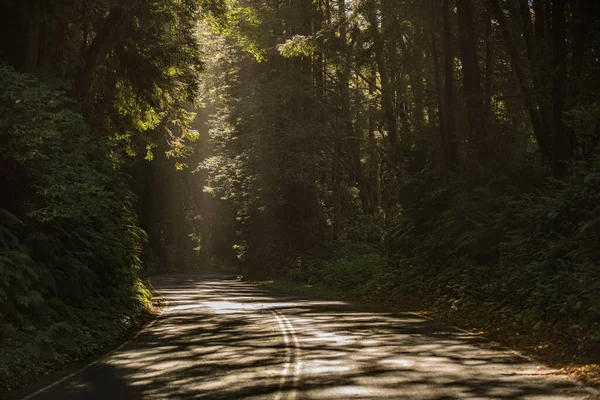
[20,278,170,400]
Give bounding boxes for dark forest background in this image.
[1,0,599,390]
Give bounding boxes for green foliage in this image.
[278,35,317,58]
[321,253,385,292]
[0,65,151,391]
[496,158,600,357]
[567,102,600,157]
[284,242,385,299]
[210,2,272,61]
[381,157,600,361]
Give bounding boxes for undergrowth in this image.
[382,158,600,362]
[0,66,152,391]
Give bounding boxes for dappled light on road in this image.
[17,274,596,400]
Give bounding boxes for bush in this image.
[496,157,600,357]
[383,157,600,361]
[0,65,152,390]
[322,253,386,292]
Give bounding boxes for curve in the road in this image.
[8,273,598,400]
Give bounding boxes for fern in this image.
[0,65,152,390]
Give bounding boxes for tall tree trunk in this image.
[314,1,324,98]
[366,69,380,212]
[367,0,397,148]
[442,0,458,168]
[529,0,554,151]
[410,21,426,131]
[383,0,398,116]
[484,2,493,116]
[433,0,450,167]
[353,73,372,215]
[490,0,550,160]
[24,4,42,73]
[571,0,587,97]
[456,0,489,165]
[551,0,571,176]
[332,0,353,239]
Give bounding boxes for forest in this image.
[1,0,599,391]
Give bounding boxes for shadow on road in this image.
[15,274,594,399]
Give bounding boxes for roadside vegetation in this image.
[0,66,156,390]
[1,0,600,393]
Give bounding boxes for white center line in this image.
[271,308,302,400]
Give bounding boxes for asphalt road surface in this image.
[10,273,598,399]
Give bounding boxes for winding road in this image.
[10,273,598,399]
